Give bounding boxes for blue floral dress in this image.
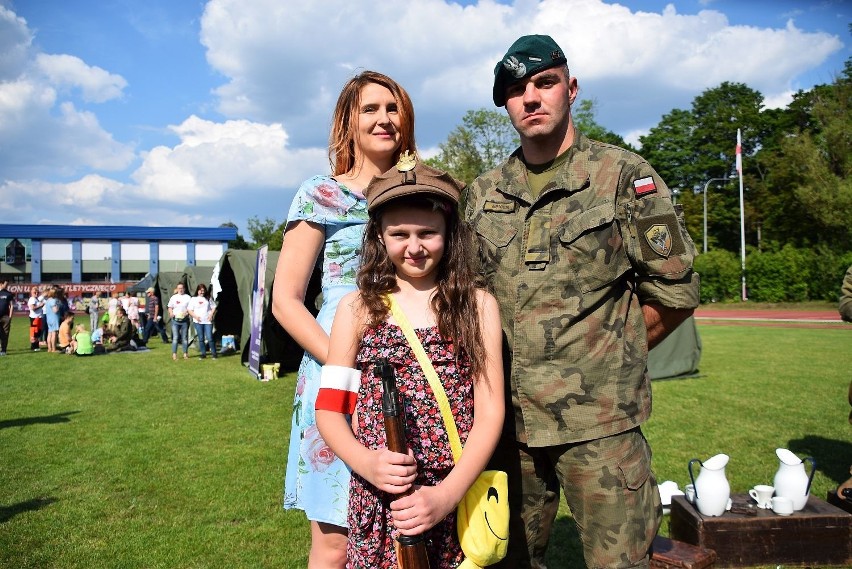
[347,322,473,569]
[283,175,367,526]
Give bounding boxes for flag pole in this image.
[736,128,747,301]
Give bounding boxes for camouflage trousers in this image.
[489,428,662,569]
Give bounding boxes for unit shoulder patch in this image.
[644,224,672,257]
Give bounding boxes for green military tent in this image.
[212,249,320,369]
[152,271,184,327]
[182,265,214,298]
[151,265,213,328]
[647,315,702,379]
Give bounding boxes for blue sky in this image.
[0,0,848,235]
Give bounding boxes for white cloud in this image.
[197,0,843,148]
[199,0,522,146]
[0,5,31,80]
[35,53,127,103]
[0,13,135,180]
[763,90,795,110]
[131,114,325,203]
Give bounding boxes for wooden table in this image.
[669,493,852,567]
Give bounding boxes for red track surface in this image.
[695,308,848,328]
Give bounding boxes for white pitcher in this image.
[688,454,731,517]
[774,448,816,511]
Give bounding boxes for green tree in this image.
[573,98,634,150]
[246,216,287,251]
[641,82,768,252]
[759,60,852,251]
[220,222,250,250]
[425,108,518,184]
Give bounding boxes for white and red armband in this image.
[315,365,361,414]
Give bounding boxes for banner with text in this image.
[247,245,268,379]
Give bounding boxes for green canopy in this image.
[647,315,702,379]
[212,249,320,368]
[153,271,185,327]
[182,265,214,297]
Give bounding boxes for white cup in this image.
[749,484,774,509]
[771,496,793,516]
[684,484,696,504]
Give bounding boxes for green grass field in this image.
[1,315,850,568]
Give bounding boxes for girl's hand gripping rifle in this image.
[376,358,430,569]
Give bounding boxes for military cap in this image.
[493,34,567,106]
[364,151,465,212]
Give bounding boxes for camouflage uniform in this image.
[839,265,852,322]
[465,130,699,568]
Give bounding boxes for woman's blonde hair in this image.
[328,71,416,176]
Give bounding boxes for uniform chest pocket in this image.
[473,211,518,267]
[557,202,631,293]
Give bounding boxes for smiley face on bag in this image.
[484,484,508,540]
[457,470,509,567]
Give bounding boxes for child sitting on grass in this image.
[58,312,74,354]
[72,324,94,356]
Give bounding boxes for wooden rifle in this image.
[376,358,431,569]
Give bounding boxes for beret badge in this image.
[503,56,527,79]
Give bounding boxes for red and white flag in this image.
[736,128,742,175]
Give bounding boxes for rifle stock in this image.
[376,358,431,569]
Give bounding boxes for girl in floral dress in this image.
[315,159,504,568]
[271,71,417,568]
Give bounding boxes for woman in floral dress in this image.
[271,70,417,568]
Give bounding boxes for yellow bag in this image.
[457,469,509,567]
[387,294,509,567]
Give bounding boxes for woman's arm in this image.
[316,292,417,493]
[391,290,505,535]
[271,221,331,364]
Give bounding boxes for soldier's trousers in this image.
[490,427,662,569]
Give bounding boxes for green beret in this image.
[492,34,567,106]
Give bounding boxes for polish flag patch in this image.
[634,176,657,196]
[315,365,361,414]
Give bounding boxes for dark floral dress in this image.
[348,321,474,569]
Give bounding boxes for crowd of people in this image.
[4,282,220,359]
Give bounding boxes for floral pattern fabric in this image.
[283,176,367,526]
[347,321,474,569]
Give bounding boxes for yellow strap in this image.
[385,293,463,462]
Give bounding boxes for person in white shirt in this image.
[167,283,192,361]
[27,286,45,351]
[188,283,217,360]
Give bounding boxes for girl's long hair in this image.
[328,71,417,176]
[357,197,487,379]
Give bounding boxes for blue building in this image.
[0,224,237,284]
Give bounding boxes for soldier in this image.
[839,265,852,322]
[464,35,700,568]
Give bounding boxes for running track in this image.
[695,308,849,329]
